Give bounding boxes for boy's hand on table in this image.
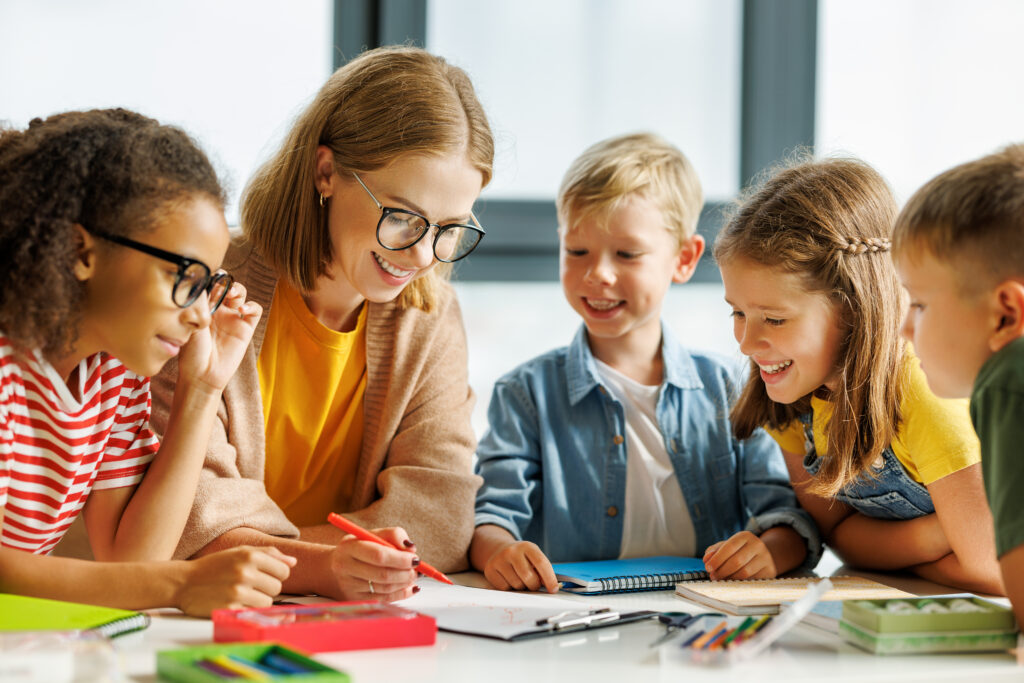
[484,540,560,593]
[176,545,295,616]
[703,531,778,580]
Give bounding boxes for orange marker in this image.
[327,512,453,585]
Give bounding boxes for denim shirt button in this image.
[606,506,619,517]
[612,435,624,446]
[599,386,607,395]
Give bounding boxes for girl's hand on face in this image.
[483,540,560,593]
[176,545,296,617]
[703,531,778,580]
[178,282,262,393]
[326,528,419,602]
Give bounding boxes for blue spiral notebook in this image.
[552,556,708,595]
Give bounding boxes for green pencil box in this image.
[157,642,350,682]
[840,597,1018,655]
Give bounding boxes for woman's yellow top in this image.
[766,349,980,485]
[257,282,367,526]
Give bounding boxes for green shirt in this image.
[970,336,1024,557]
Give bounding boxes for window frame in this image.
[332,0,817,282]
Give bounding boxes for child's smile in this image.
[559,193,700,361]
[720,257,845,405]
[582,297,625,315]
[757,359,794,381]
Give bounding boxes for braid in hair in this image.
[834,236,892,255]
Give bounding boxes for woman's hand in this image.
[325,527,419,602]
[483,540,560,593]
[175,545,295,616]
[703,531,778,580]
[178,282,262,393]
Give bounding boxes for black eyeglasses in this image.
[85,227,233,313]
[352,172,485,263]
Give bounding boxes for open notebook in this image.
[552,556,707,595]
[674,576,914,615]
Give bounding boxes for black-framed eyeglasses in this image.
[84,227,233,313]
[352,172,485,263]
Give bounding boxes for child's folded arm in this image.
[911,552,1005,596]
[826,513,949,569]
[921,463,1004,594]
[738,429,823,570]
[999,544,1024,626]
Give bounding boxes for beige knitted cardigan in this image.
[149,242,482,572]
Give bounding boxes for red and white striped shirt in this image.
[0,335,158,554]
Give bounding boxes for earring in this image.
[319,191,326,207]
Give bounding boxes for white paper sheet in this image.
[396,579,616,640]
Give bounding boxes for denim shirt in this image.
[798,413,935,520]
[474,324,821,567]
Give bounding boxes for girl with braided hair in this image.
[0,109,295,614]
[712,156,1003,593]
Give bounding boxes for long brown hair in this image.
[241,45,494,311]
[713,156,905,496]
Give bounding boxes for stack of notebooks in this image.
[673,576,914,616]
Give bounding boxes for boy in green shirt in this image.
[892,143,1024,622]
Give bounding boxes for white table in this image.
[115,563,1022,683]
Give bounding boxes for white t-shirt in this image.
[593,359,696,559]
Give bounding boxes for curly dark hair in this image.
[0,108,226,355]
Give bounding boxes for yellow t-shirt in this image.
[765,348,980,485]
[257,282,368,527]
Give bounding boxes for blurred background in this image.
[3,0,1023,434]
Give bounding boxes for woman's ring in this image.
[368,579,375,594]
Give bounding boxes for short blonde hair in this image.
[892,143,1024,293]
[556,133,703,245]
[241,46,493,311]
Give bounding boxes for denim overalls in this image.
[799,413,934,520]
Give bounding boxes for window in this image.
[427,0,743,202]
[0,0,333,223]
[817,0,1024,201]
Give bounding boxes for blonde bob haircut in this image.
[556,132,704,245]
[893,143,1024,294]
[713,156,904,497]
[241,45,494,311]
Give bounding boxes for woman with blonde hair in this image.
[151,45,493,602]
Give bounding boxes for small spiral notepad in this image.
[0,593,151,638]
[552,556,708,595]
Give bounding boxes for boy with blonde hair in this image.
[470,133,818,592]
[893,143,1024,622]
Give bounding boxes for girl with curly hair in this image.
[0,108,294,614]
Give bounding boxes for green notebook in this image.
[0,593,150,638]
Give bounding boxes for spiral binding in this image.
[88,613,151,639]
[597,569,708,594]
